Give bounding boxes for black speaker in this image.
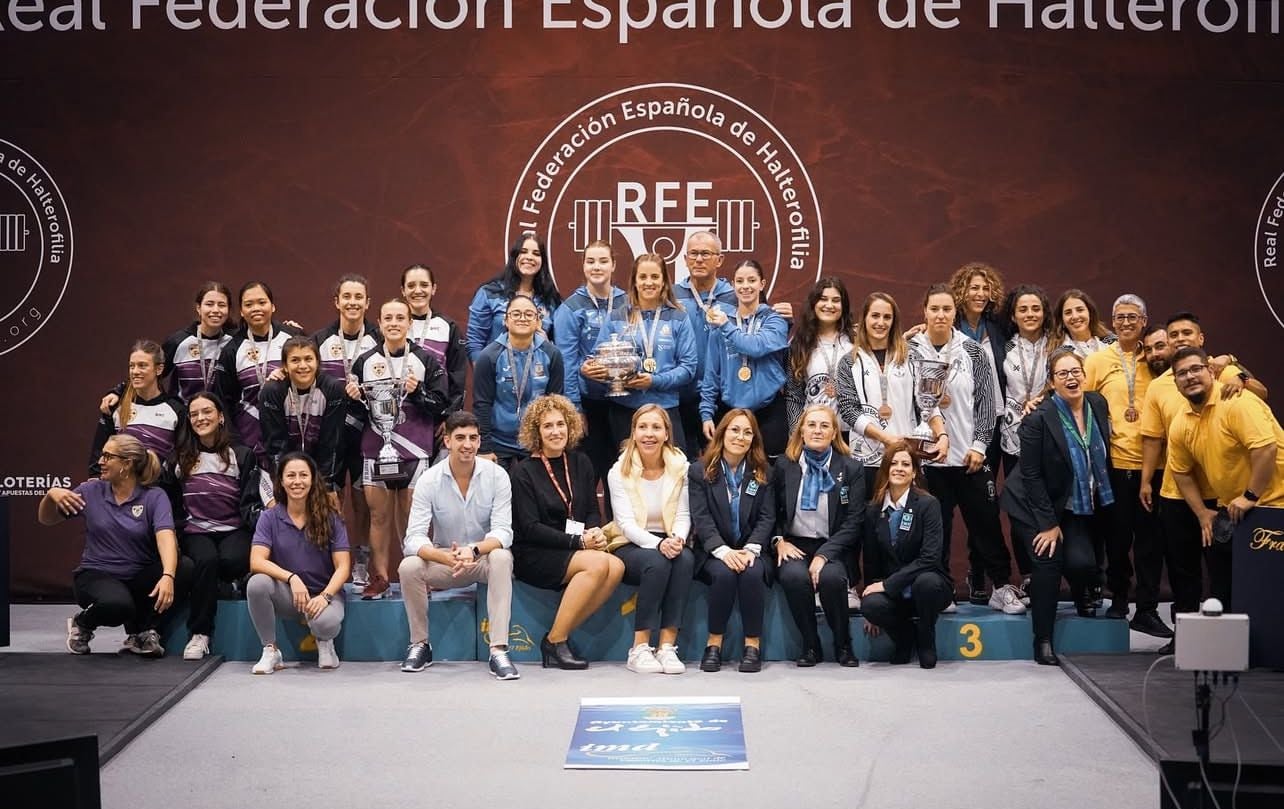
[0,735,101,809]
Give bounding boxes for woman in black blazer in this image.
[1000,348,1114,666]
[860,441,952,668]
[511,395,625,669]
[689,409,777,673]
[771,404,866,667]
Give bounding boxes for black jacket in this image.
[862,489,950,596]
[688,460,777,556]
[771,451,866,561]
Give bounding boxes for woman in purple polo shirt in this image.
[246,451,350,674]
[39,434,182,658]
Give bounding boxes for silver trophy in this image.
[594,333,641,397]
[908,356,950,453]
[361,378,408,482]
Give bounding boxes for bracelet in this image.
[161,572,174,580]
[286,573,297,585]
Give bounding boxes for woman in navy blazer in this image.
[770,404,866,667]
[1000,348,1114,666]
[860,441,952,669]
[689,408,777,673]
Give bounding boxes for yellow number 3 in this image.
[959,623,983,658]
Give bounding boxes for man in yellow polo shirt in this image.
[1168,347,1284,611]
[1139,315,1268,620]
[1084,294,1169,637]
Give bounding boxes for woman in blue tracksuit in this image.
[594,253,698,455]
[699,260,790,457]
[474,294,565,470]
[466,231,563,361]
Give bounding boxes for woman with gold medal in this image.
[699,260,791,458]
[594,253,698,455]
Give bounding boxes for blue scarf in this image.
[722,459,744,538]
[801,447,835,512]
[1052,395,1115,515]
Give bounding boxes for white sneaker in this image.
[351,562,369,589]
[317,639,340,670]
[655,644,685,674]
[942,600,958,614]
[252,645,284,675]
[989,584,1028,615]
[626,643,663,674]
[182,633,210,661]
[847,587,862,611]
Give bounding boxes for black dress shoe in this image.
[541,634,588,670]
[1033,638,1060,666]
[836,645,859,667]
[916,623,938,669]
[1076,603,1098,618]
[796,648,821,667]
[1089,584,1104,609]
[1157,638,1175,655]
[699,645,722,672]
[1105,603,1129,620]
[888,626,914,665]
[738,645,762,673]
[1129,610,1175,639]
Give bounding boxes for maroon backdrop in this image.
[2,7,1281,597]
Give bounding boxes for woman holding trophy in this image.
[348,298,450,599]
[698,260,791,457]
[594,253,698,456]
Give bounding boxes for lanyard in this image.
[506,345,536,410]
[639,308,663,363]
[249,326,274,387]
[341,325,366,379]
[1115,343,1139,409]
[540,454,574,513]
[411,313,432,347]
[722,458,744,504]
[383,343,411,387]
[734,308,760,371]
[287,386,312,451]
[1055,397,1095,454]
[197,330,222,390]
[587,287,614,324]
[1017,335,1046,402]
[688,282,719,315]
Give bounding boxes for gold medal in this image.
[823,381,836,398]
[643,357,658,373]
[939,393,952,409]
[1125,406,1139,423]
[878,404,893,420]
[738,366,752,382]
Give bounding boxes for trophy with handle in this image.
[361,377,408,483]
[908,355,950,453]
[594,333,641,398]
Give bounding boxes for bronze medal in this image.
[878,404,893,420]
[1125,406,1139,423]
[738,366,752,382]
[642,357,658,373]
[939,393,952,409]
[823,381,836,399]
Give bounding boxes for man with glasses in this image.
[1084,294,1171,638]
[1168,348,1283,601]
[673,231,738,456]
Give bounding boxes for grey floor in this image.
[7,604,1165,809]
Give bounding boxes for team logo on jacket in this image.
[0,140,73,357]
[371,361,387,377]
[330,343,344,358]
[507,83,823,300]
[131,505,144,518]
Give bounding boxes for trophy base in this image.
[605,387,630,398]
[372,459,409,483]
[909,428,940,454]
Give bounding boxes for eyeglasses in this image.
[686,250,719,260]
[1175,364,1208,379]
[507,311,538,321]
[99,451,126,462]
[1051,368,1085,380]
[1113,313,1142,323]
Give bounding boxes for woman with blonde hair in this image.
[608,404,693,674]
[511,394,625,669]
[770,404,866,667]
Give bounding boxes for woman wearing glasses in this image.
[467,232,563,361]
[475,295,565,470]
[1001,348,1113,665]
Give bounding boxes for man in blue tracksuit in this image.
[673,231,738,457]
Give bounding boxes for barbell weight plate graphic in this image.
[568,198,758,254]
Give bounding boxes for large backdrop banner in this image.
[1,1,1281,597]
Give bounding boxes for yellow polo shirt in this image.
[1140,367,1240,500]
[1167,383,1284,507]
[1084,344,1154,470]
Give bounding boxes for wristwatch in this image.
[322,592,334,604]
[471,543,481,560]
[1244,489,1260,502]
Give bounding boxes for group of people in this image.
[39,230,1282,674]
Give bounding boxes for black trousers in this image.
[1106,468,1165,612]
[1000,452,1033,577]
[1011,511,1101,640]
[712,394,788,459]
[924,465,1011,588]
[1160,496,1233,611]
[860,571,952,641]
[180,528,252,635]
[72,557,194,635]
[777,537,851,653]
[615,544,695,633]
[697,555,770,637]
[610,404,687,461]
[581,397,618,519]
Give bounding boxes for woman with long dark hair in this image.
[1053,288,1115,358]
[246,451,351,673]
[860,441,952,668]
[466,231,563,361]
[402,263,468,417]
[689,408,776,673]
[165,281,236,401]
[89,340,185,477]
[785,277,856,435]
[163,393,261,659]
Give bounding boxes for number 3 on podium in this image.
[958,623,983,658]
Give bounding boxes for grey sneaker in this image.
[401,642,434,673]
[989,584,1028,615]
[489,649,520,680]
[66,616,92,655]
[125,629,165,658]
[316,639,340,669]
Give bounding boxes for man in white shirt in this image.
[397,411,518,679]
